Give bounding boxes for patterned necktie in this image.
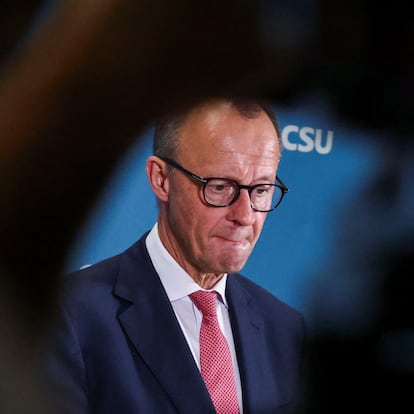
[190,290,240,414]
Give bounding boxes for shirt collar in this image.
[145,222,228,306]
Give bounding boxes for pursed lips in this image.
[214,233,252,247]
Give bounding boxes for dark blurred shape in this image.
[0,1,293,412]
[0,0,413,413]
[305,241,414,413]
[0,1,45,65]
[310,0,414,135]
[304,144,414,412]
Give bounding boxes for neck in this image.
[196,273,225,290]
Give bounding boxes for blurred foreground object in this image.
[0,1,292,412]
[0,0,413,412]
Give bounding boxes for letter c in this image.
[281,125,299,151]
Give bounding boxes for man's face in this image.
[159,101,281,278]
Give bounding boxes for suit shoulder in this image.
[61,234,149,290]
[64,253,122,287]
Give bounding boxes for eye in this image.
[253,185,273,197]
[207,180,234,194]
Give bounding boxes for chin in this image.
[222,260,248,274]
[207,250,250,274]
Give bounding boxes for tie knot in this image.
[190,290,217,317]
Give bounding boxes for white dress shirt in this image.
[145,222,243,411]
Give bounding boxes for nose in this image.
[227,188,255,225]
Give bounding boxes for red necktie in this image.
[190,290,240,414]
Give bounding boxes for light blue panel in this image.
[64,128,156,270]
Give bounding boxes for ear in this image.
[146,156,170,202]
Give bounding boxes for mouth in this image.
[215,236,251,249]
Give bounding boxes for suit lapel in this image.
[114,237,215,414]
[227,277,283,412]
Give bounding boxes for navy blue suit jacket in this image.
[46,233,305,413]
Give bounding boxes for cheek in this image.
[252,214,267,239]
[168,183,204,237]
[170,178,204,210]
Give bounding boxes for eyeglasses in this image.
[161,157,288,212]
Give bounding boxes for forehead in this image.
[177,100,279,162]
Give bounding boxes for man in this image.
[46,97,305,413]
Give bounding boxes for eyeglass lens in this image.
[204,179,280,211]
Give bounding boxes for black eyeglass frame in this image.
[160,157,289,212]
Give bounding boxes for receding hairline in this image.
[153,97,281,158]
